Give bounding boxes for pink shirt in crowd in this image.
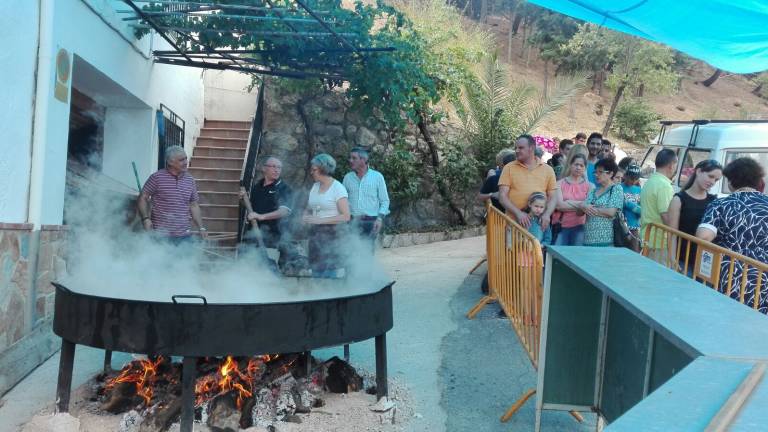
[142,169,199,237]
[559,178,590,228]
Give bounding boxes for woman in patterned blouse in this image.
[581,159,625,247]
[697,157,768,312]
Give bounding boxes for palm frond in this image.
[517,74,588,136]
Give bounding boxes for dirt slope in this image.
[484,15,768,157]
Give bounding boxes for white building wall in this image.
[103,108,156,188]
[203,70,258,122]
[0,2,40,223]
[24,0,206,226]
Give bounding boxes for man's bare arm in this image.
[190,202,207,238]
[138,192,152,230]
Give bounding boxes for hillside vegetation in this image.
[482,13,768,156]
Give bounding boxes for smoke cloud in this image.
[60,183,391,305]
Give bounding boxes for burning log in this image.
[103,381,140,414]
[275,375,297,421]
[206,393,241,432]
[324,357,363,394]
[138,399,181,432]
[95,352,368,431]
[249,387,276,428]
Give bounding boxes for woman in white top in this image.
[303,153,351,277]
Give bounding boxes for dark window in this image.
[157,104,185,169]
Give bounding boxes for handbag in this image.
[610,186,640,251]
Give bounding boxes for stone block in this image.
[263,132,299,152]
[35,271,51,296]
[356,127,377,148]
[323,125,345,139]
[1,291,26,348]
[322,97,341,110]
[0,233,20,262]
[53,256,67,280]
[35,296,45,322]
[45,293,55,319]
[325,110,345,125]
[11,259,29,300]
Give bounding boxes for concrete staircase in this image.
[190,119,251,257]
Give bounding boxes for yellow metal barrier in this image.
[642,223,768,312]
[467,206,543,362]
[467,206,582,423]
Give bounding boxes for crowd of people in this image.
[478,133,768,310]
[138,146,390,278]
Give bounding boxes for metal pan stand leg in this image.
[375,334,388,400]
[180,357,197,432]
[56,340,76,413]
[103,350,112,373]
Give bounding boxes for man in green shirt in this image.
[640,149,678,249]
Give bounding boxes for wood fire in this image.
[96,354,363,431]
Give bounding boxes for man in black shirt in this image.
[478,152,516,212]
[239,157,296,269]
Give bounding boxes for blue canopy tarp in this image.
[527,0,768,73]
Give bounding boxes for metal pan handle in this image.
[171,295,208,305]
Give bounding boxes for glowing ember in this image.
[102,354,294,415]
[105,356,165,406]
[195,355,275,409]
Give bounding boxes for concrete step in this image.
[204,120,251,129]
[203,217,239,232]
[198,191,239,205]
[193,146,246,159]
[190,156,243,170]
[200,204,240,219]
[197,179,240,193]
[189,167,241,181]
[197,137,247,148]
[200,128,250,139]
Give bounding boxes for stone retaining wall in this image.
[258,80,482,230]
[380,226,485,249]
[0,224,68,395]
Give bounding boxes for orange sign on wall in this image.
[54,48,70,103]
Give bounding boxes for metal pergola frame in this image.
[122,0,394,79]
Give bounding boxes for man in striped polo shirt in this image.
[343,148,390,251]
[138,145,207,244]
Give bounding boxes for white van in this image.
[639,120,768,195]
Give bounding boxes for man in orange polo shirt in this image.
[498,134,558,229]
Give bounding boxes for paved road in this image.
[0,236,595,431]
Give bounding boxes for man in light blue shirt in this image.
[343,148,390,249]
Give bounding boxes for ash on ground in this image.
[23,369,414,432]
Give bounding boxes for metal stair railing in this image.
[237,81,266,243]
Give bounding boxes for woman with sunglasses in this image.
[580,158,624,247]
[666,160,723,274]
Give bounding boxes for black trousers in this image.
[351,217,377,253]
[308,224,345,273]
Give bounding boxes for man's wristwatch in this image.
[199,227,208,232]
[141,217,150,222]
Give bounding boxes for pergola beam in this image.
[290,0,358,52]
[154,57,346,80]
[125,0,395,80]
[122,0,193,62]
[154,47,396,56]
[122,10,327,25]
[128,0,331,14]
[130,24,356,38]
